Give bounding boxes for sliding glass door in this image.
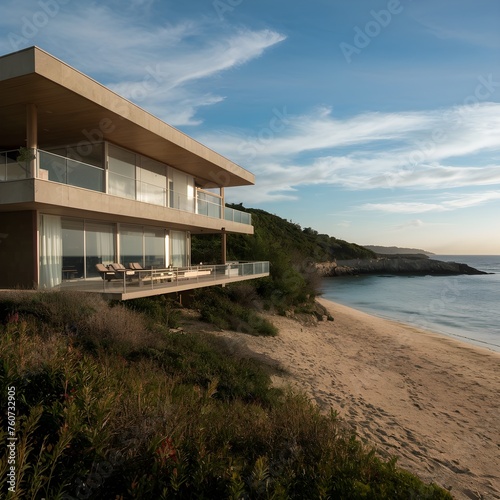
[85,222,115,278]
[62,219,84,279]
[120,225,167,269]
[145,228,166,268]
[170,231,187,267]
[40,214,185,286]
[39,214,62,288]
[120,225,144,268]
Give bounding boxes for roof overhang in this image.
[0,47,254,188]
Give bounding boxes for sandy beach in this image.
[209,298,500,500]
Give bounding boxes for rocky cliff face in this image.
[316,257,488,277]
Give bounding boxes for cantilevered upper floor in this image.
[0,46,253,235]
[0,47,268,295]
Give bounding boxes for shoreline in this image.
[209,298,500,499]
[321,296,500,354]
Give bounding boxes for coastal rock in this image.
[316,256,488,277]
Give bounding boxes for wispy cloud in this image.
[360,191,500,214]
[202,103,500,203]
[361,203,445,214]
[107,28,286,125]
[418,20,500,49]
[0,1,285,125]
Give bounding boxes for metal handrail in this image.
[1,148,252,225]
[100,261,269,293]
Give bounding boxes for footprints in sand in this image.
[211,310,500,500]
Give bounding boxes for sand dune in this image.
[210,299,500,500]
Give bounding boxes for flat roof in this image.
[0,47,254,187]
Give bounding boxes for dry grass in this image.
[0,291,452,499]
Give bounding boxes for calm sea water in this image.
[321,255,500,352]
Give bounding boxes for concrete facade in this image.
[0,47,267,294]
[0,211,37,288]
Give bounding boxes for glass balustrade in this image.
[87,261,270,295]
[1,149,252,225]
[38,150,104,192]
[0,150,30,181]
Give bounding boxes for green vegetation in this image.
[191,284,278,336]
[192,205,374,318]
[0,291,452,499]
[193,205,375,266]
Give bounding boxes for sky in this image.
[1,0,499,254]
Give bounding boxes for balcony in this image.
[0,149,252,225]
[60,261,270,300]
[0,149,30,181]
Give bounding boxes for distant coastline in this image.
[316,255,489,277]
[363,245,435,256]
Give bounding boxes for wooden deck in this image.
[59,263,269,300]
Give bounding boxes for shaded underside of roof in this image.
[0,47,254,188]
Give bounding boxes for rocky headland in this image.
[316,254,489,277]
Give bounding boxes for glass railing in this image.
[1,148,252,226]
[224,206,252,225]
[95,261,270,294]
[38,150,104,192]
[0,150,30,181]
[196,190,222,218]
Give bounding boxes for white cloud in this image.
[361,203,445,214]
[200,102,500,203]
[337,221,352,228]
[359,191,500,214]
[0,1,285,126]
[395,219,425,230]
[105,28,285,125]
[418,19,500,49]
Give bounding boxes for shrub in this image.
[0,292,452,499]
[124,295,182,329]
[192,286,278,336]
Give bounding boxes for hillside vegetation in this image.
[0,291,452,499]
[363,245,434,256]
[192,205,374,321]
[193,205,375,265]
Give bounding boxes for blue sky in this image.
[2,0,500,254]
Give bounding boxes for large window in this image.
[145,228,166,268]
[39,214,62,288]
[120,225,144,268]
[170,230,188,267]
[170,169,194,212]
[62,219,84,279]
[137,157,167,206]
[105,143,196,213]
[120,225,166,269]
[85,222,115,278]
[40,215,186,285]
[108,144,136,199]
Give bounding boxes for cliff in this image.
[316,256,488,277]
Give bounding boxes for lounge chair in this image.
[95,263,116,281]
[129,262,174,285]
[109,263,136,280]
[128,262,144,270]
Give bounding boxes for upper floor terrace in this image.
[0,46,255,235]
[0,147,252,230]
[0,47,268,296]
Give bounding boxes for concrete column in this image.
[26,103,38,177]
[221,227,227,265]
[220,186,225,219]
[220,188,227,264]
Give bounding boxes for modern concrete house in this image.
[0,47,268,300]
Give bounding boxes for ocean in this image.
[321,255,500,353]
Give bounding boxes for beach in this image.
[209,298,500,499]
